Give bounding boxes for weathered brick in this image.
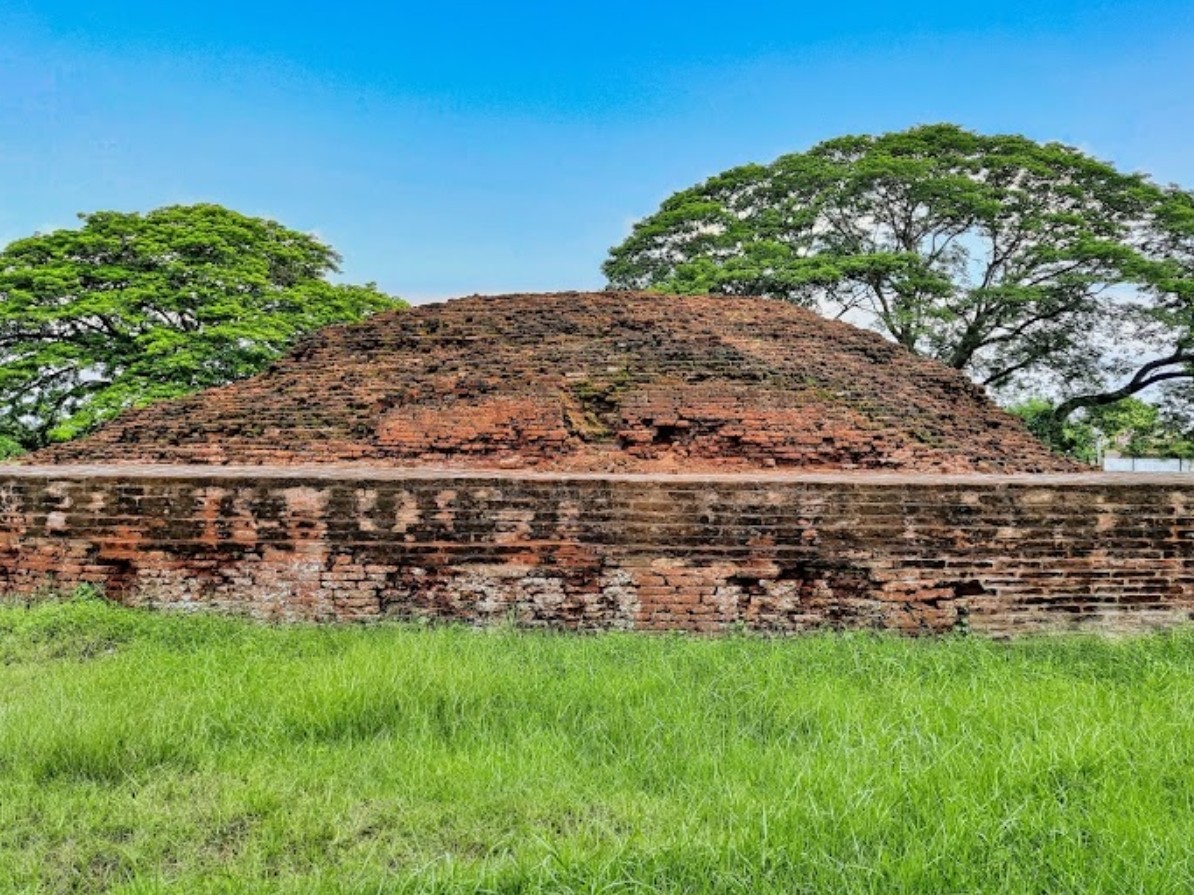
[0,467,1191,635]
[26,293,1074,474]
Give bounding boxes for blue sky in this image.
[2,1,1192,302]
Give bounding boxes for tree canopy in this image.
[604,124,1194,422]
[0,204,402,450]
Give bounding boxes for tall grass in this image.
[1,595,1192,893]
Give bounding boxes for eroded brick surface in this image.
[2,467,1189,636]
[31,293,1077,473]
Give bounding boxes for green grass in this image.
[2,595,1193,894]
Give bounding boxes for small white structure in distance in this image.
[1103,455,1194,473]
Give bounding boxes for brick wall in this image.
[1,465,1191,636]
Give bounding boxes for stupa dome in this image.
[34,292,1075,473]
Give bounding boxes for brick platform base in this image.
[1,465,1191,636]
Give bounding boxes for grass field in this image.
[1,595,1193,894]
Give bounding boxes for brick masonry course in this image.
[2,465,1190,636]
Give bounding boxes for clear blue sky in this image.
[2,1,1192,302]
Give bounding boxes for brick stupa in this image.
[35,292,1075,473]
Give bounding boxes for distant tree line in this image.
[1008,397,1194,465]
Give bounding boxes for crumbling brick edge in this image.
[2,465,1191,636]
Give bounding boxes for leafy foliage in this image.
[1010,396,1194,461]
[1052,186,1194,423]
[605,124,1193,412]
[0,435,24,461]
[0,204,401,450]
[1008,398,1101,463]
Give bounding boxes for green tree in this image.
[1086,396,1194,459]
[1051,186,1194,424]
[1007,398,1099,464]
[0,204,402,451]
[604,124,1192,414]
[1009,396,1194,462]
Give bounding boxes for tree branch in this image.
[1052,351,1194,423]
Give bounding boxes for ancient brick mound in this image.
[34,292,1076,472]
